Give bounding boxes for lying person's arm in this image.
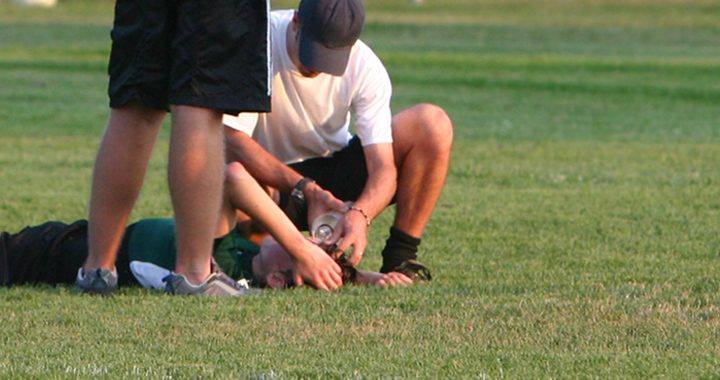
[223,162,342,291]
[354,270,413,287]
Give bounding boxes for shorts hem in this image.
[168,95,271,116]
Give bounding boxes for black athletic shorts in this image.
[281,136,380,231]
[108,0,271,115]
[0,220,135,287]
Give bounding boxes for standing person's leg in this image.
[162,0,271,295]
[168,105,224,284]
[78,0,173,294]
[81,105,164,293]
[380,103,453,273]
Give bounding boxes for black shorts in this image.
[0,220,135,287]
[281,137,375,231]
[108,0,271,115]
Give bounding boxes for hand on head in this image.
[257,236,417,290]
[257,236,342,290]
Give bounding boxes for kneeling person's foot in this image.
[382,259,432,283]
[76,267,118,295]
[380,226,422,274]
[164,272,257,296]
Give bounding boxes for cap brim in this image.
[299,34,351,76]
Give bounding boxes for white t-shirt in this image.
[223,9,393,164]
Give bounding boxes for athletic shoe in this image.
[163,271,258,296]
[76,267,118,295]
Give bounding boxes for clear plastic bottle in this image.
[311,211,344,243]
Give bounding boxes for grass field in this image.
[1,0,720,378]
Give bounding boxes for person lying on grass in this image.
[0,163,426,291]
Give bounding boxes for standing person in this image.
[79,0,342,295]
[223,0,454,276]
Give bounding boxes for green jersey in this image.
[127,218,260,281]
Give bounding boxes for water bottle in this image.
[311,211,344,243]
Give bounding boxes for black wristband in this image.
[290,177,315,204]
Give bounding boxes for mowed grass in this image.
[1,0,720,378]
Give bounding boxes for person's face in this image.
[296,61,321,78]
[289,12,321,78]
[257,238,297,289]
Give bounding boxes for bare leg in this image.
[391,103,453,237]
[85,104,165,269]
[168,105,225,284]
[379,103,453,272]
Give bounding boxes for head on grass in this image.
[251,237,298,289]
[250,237,357,288]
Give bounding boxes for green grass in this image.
[1,0,720,378]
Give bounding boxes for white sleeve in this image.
[222,113,260,136]
[351,45,393,146]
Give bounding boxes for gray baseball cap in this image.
[298,0,365,76]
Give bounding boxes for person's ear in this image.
[292,11,300,31]
[266,272,288,289]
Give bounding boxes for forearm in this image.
[224,126,303,192]
[352,143,397,222]
[225,163,309,257]
[354,270,374,285]
[331,143,396,264]
[353,165,396,222]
